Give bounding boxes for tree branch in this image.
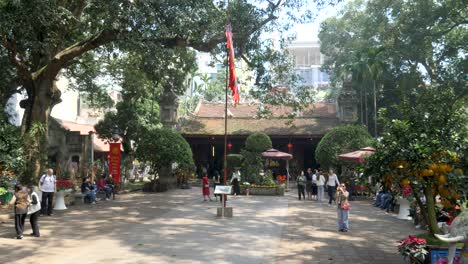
[40,29,118,78]
[1,36,32,82]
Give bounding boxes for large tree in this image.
[319,0,467,133]
[0,0,323,184]
[320,0,467,236]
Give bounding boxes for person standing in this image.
[317,170,326,202]
[27,185,41,237]
[231,169,241,196]
[212,170,221,201]
[9,185,29,239]
[297,171,306,200]
[327,169,340,206]
[202,174,212,201]
[311,169,318,200]
[39,168,56,216]
[336,183,350,232]
[305,168,313,200]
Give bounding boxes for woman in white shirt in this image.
[327,169,340,205]
[316,170,326,202]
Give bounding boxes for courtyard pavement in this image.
[0,187,417,264]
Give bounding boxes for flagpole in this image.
[223,25,229,209]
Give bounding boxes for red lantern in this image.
[287,143,293,149]
[228,143,233,150]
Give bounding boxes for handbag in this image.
[204,184,209,188]
[342,202,350,210]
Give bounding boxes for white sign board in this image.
[214,185,232,195]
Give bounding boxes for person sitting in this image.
[380,192,392,210]
[97,176,112,200]
[374,190,385,207]
[81,177,97,204]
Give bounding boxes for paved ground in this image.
[0,188,417,263]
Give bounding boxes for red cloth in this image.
[97,178,106,190]
[226,23,240,106]
[202,176,210,195]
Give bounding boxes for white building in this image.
[7,76,121,126]
[288,40,330,90]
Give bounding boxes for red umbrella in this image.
[338,147,376,163]
[261,148,293,160]
[262,149,293,190]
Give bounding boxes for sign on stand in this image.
[214,185,232,195]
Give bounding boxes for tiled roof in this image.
[195,103,337,118]
[59,121,111,152]
[180,103,339,136]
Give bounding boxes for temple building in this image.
[178,95,357,175]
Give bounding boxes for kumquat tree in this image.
[366,86,467,236]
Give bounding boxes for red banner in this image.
[226,23,240,106]
[109,143,121,184]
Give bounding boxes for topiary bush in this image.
[245,132,272,152]
[241,133,272,184]
[136,128,194,190]
[315,125,375,170]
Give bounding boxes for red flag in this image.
[226,23,240,106]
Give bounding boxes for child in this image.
[202,174,212,201]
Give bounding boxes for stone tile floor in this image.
[0,188,417,263]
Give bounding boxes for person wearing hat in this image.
[27,185,41,237]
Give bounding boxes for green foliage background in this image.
[135,128,194,174]
[315,125,375,170]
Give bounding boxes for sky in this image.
[290,1,346,41]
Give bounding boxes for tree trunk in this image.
[20,77,61,185]
[424,183,440,236]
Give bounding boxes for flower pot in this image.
[53,190,67,210]
[397,197,412,220]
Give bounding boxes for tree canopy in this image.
[0,0,328,182]
[135,128,194,173]
[319,0,467,132]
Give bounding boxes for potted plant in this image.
[54,179,75,210]
[398,235,429,264]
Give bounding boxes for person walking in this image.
[39,168,56,216]
[231,169,241,196]
[336,183,350,232]
[27,185,41,237]
[297,171,306,200]
[9,185,29,239]
[202,174,212,201]
[317,170,326,202]
[327,169,340,206]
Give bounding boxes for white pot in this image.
[53,190,67,210]
[397,197,411,220]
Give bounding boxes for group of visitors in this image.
[202,169,241,202]
[81,175,114,204]
[297,168,350,232]
[10,184,41,239]
[297,168,339,205]
[8,167,117,239]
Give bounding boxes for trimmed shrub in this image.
[315,125,375,170]
[245,132,272,152]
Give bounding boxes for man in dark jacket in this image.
[81,177,96,204]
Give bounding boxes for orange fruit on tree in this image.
[438,175,447,184]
